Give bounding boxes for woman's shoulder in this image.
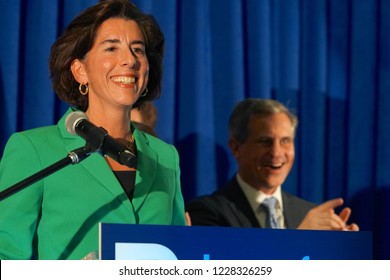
[135,129,178,157]
[1,125,65,168]
[138,129,173,148]
[10,125,60,142]
[3,125,65,159]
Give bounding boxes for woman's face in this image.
[73,18,149,112]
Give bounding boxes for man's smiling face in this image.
[230,112,295,194]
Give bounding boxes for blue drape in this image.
[0,0,389,259]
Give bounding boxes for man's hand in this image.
[185,212,192,226]
[297,198,359,231]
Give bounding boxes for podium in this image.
[99,223,372,260]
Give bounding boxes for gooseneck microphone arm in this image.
[0,145,92,201]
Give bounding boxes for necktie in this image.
[261,197,280,228]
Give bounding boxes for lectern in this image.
[99,223,372,260]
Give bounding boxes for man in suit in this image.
[186,98,358,230]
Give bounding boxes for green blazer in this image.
[0,108,186,260]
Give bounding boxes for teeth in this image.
[111,76,136,84]
[267,163,283,168]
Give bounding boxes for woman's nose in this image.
[122,49,137,68]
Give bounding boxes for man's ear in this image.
[229,137,241,159]
[70,59,87,83]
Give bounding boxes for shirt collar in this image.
[236,173,284,212]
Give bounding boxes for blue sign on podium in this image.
[99,223,372,260]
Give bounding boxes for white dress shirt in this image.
[236,174,285,228]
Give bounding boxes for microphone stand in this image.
[0,145,93,201]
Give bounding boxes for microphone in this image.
[65,111,137,168]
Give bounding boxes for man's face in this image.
[230,112,295,194]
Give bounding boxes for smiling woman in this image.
[69,18,150,150]
[80,20,147,94]
[0,0,186,260]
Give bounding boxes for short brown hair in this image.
[229,98,298,143]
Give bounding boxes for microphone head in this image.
[65,111,88,135]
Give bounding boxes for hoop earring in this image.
[140,87,148,97]
[79,83,89,95]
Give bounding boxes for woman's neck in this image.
[86,108,132,139]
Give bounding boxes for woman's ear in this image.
[70,59,87,83]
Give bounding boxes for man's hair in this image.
[228,98,298,143]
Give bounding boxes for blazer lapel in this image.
[58,109,133,212]
[225,177,261,227]
[282,192,299,229]
[131,128,157,213]
[58,110,159,215]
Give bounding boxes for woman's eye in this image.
[131,47,145,55]
[106,47,117,52]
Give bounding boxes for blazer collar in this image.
[58,108,158,215]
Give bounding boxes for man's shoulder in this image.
[187,179,241,208]
[185,178,258,227]
[282,191,317,209]
[187,190,229,207]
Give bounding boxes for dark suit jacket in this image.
[186,176,316,229]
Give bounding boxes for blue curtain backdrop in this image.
[0,0,389,259]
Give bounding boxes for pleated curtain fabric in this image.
[0,0,389,259]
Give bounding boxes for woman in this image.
[0,0,186,260]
